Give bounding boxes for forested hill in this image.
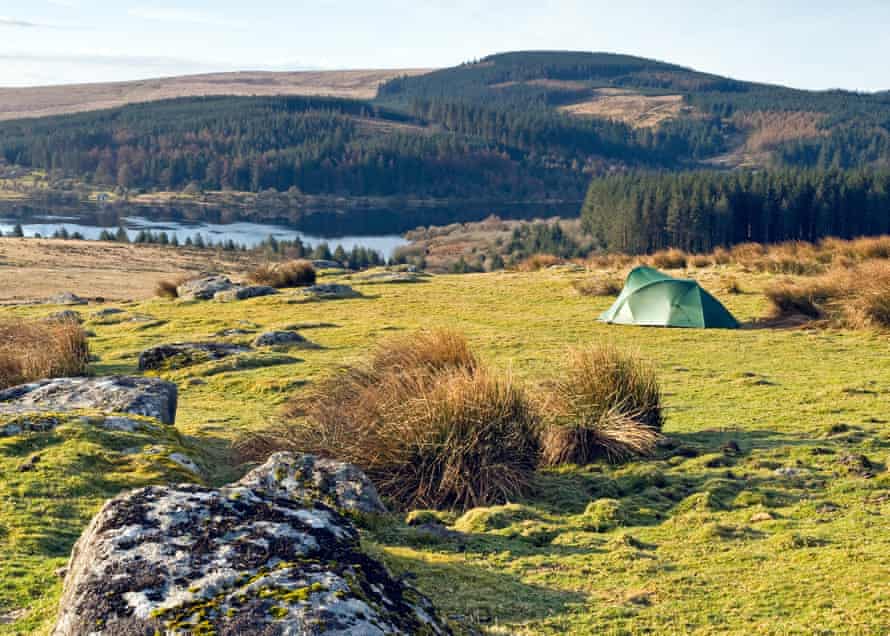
[1,51,889,205]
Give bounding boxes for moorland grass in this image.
[1,265,889,634]
[248,259,317,288]
[0,317,89,389]
[540,345,663,466]
[239,331,540,510]
[766,259,890,328]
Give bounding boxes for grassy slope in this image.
[1,267,888,634]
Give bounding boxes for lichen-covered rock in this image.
[252,331,316,348]
[138,342,251,372]
[214,285,279,302]
[52,455,448,636]
[176,275,235,301]
[91,307,125,318]
[47,291,88,305]
[46,310,83,323]
[0,376,178,425]
[239,452,386,514]
[297,284,361,301]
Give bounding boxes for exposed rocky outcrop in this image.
[53,453,448,636]
[176,275,235,301]
[253,330,316,348]
[0,376,178,425]
[138,342,251,372]
[214,285,279,302]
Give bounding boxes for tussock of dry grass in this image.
[0,317,90,389]
[572,276,623,297]
[766,260,890,328]
[517,254,563,271]
[248,260,317,288]
[649,248,688,270]
[540,345,663,466]
[155,278,184,299]
[237,330,540,511]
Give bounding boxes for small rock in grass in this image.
[749,511,774,523]
[46,310,83,323]
[298,284,361,300]
[47,292,87,306]
[252,330,317,348]
[176,275,235,301]
[0,376,178,425]
[17,453,41,472]
[837,454,874,478]
[138,342,251,371]
[90,308,124,319]
[213,285,279,302]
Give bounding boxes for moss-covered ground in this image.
[1,266,888,634]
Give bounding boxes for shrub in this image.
[690,254,712,268]
[517,253,562,271]
[155,279,180,299]
[572,276,623,297]
[650,248,687,270]
[540,345,663,466]
[0,317,90,390]
[248,260,317,288]
[237,330,540,511]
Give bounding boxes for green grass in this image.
[1,267,888,634]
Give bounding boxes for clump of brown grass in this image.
[690,254,712,268]
[711,247,731,265]
[517,253,563,271]
[572,276,623,297]
[650,248,687,270]
[155,279,181,299]
[0,317,90,390]
[539,345,663,466]
[765,260,890,328]
[722,276,743,295]
[585,253,635,269]
[237,330,540,511]
[844,260,890,329]
[765,277,838,319]
[248,260,317,288]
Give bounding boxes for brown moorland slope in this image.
[0,69,432,121]
[0,238,256,302]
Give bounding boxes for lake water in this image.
[0,210,409,258]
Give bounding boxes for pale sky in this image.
[1,1,888,91]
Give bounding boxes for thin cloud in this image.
[127,7,241,28]
[0,52,228,69]
[0,16,43,28]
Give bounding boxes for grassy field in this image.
[0,265,888,634]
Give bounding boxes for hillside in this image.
[1,51,889,216]
[0,69,431,121]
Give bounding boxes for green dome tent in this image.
[599,266,739,329]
